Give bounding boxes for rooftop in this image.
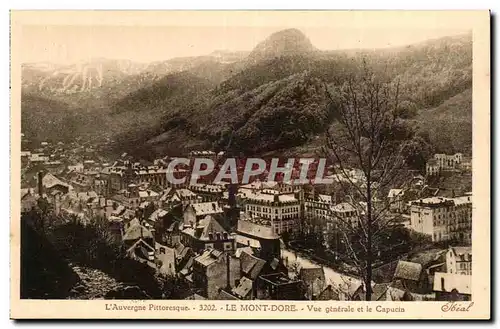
[244,191,297,204]
[237,219,279,240]
[449,246,472,261]
[189,202,223,216]
[394,261,422,282]
[410,195,472,207]
[240,251,266,280]
[194,249,223,267]
[232,277,254,299]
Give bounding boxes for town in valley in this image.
[19,26,473,302]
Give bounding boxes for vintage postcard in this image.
[10,10,490,319]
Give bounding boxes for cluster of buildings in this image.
[426,153,472,176]
[318,244,473,302]
[20,139,474,301]
[20,145,325,300]
[351,244,472,302]
[409,194,473,244]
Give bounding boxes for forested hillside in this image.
[21,29,472,159]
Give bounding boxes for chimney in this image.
[226,252,231,291]
[227,184,239,229]
[37,171,44,196]
[228,184,237,208]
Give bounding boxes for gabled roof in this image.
[235,247,254,258]
[195,215,228,241]
[240,251,266,280]
[123,222,153,241]
[174,242,193,262]
[194,249,223,267]
[394,261,422,281]
[126,238,155,254]
[449,246,472,261]
[331,202,356,213]
[149,208,169,222]
[232,277,253,298]
[372,283,390,301]
[175,242,186,255]
[42,173,70,189]
[188,202,223,216]
[179,257,194,276]
[237,220,279,240]
[409,249,445,267]
[299,267,325,286]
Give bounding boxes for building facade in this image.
[446,246,472,275]
[243,190,301,236]
[409,195,472,244]
[426,153,465,175]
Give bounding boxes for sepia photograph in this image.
[9,10,490,319]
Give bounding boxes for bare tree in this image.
[322,62,416,301]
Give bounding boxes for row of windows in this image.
[207,232,229,240]
[246,205,299,213]
[334,211,356,218]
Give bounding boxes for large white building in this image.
[304,194,334,234]
[242,189,301,236]
[409,195,472,243]
[426,153,465,176]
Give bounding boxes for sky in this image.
[17,12,472,65]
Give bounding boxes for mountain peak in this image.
[248,28,316,61]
